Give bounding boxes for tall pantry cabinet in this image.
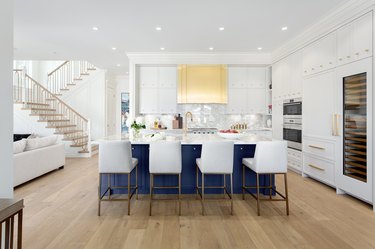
[301,11,373,203]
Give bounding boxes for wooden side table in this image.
[0,199,24,249]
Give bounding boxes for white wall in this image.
[115,75,129,135]
[0,0,13,198]
[60,70,107,140]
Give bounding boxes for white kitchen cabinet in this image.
[272,99,283,140]
[226,66,266,114]
[302,32,337,76]
[302,70,337,138]
[337,12,373,66]
[228,67,248,88]
[139,88,158,114]
[139,67,158,88]
[138,66,177,114]
[227,88,247,114]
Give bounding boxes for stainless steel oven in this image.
[283,98,302,151]
[283,98,302,116]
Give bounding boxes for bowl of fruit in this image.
[217,129,246,139]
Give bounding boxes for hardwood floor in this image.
[14,155,375,249]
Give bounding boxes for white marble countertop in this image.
[97,133,273,145]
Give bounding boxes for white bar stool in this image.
[98,140,138,216]
[242,141,289,216]
[149,141,182,216]
[196,141,234,215]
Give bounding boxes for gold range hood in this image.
[177,64,228,104]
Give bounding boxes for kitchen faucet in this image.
[184,111,193,136]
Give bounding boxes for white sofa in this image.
[13,136,65,187]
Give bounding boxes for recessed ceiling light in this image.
[160,47,165,51]
[112,47,117,51]
[219,27,225,31]
[92,26,99,31]
[155,26,162,31]
[116,64,121,67]
[257,47,263,50]
[126,72,129,75]
[281,26,288,31]
[209,47,214,51]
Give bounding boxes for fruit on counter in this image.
[219,129,239,133]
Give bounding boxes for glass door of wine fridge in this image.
[337,57,372,203]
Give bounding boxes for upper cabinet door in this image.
[353,12,373,61]
[139,67,158,88]
[159,66,177,88]
[228,67,248,88]
[302,32,337,76]
[248,68,266,88]
[338,12,373,65]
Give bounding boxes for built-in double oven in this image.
[283,98,302,151]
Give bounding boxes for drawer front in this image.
[303,136,335,160]
[288,148,302,160]
[288,158,302,171]
[303,154,335,185]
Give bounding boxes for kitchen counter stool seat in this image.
[242,141,289,216]
[196,141,234,215]
[149,141,182,216]
[98,140,138,216]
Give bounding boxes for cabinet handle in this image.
[308,164,325,171]
[308,145,325,150]
[335,114,340,136]
[240,147,243,150]
[193,147,196,150]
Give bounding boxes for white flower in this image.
[126,117,134,128]
[135,116,145,125]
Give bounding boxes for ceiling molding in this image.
[126,52,272,65]
[272,0,375,63]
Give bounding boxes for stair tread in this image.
[71,142,88,147]
[22,108,56,111]
[21,102,50,106]
[38,119,70,122]
[54,130,83,134]
[46,125,76,128]
[31,114,64,116]
[78,150,90,153]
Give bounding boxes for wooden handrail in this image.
[25,73,88,122]
[47,61,69,76]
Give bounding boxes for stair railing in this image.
[47,60,96,95]
[13,69,91,152]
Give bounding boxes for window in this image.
[121,93,130,133]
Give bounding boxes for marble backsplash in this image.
[143,104,272,130]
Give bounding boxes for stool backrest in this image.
[149,141,182,174]
[253,141,288,173]
[99,140,133,173]
[201,141,234,174]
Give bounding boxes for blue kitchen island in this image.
[100,134,274,195]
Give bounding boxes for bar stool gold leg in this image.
[202,173,205,216]
[178,173,181,216]
[223,174,226,199]
[285,173,290,215]
[98,173,101,216]
[242,165,245,200]
[196,165,199,199]
[128,173,131,215]
[136,164,138,200]
[149,174,153,216]
[230,173,234,215]
[269,174,272,200]
[256,173,260,216]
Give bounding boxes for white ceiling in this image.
[14,0,349,75]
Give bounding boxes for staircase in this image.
[13,69,91,154]
[47,61,96,96]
